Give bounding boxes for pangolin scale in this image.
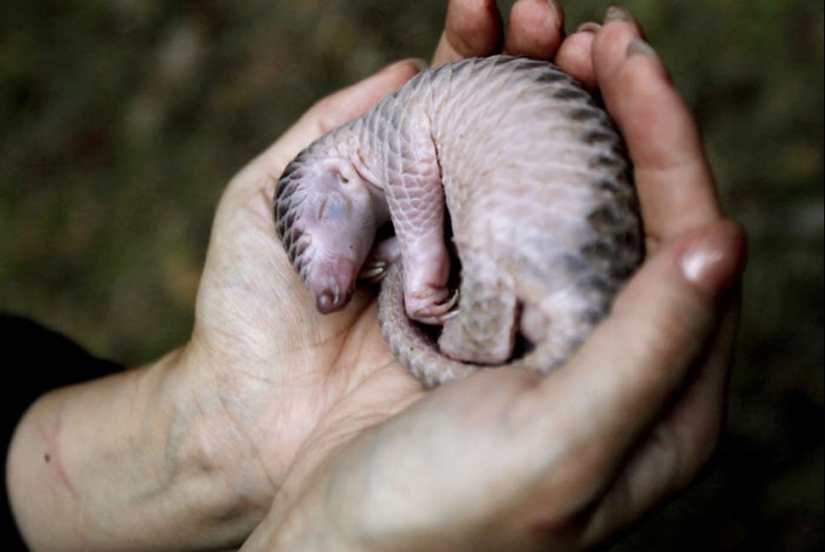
[274,55,643,387]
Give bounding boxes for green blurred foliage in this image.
[1,0,822,550]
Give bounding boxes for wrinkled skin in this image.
[236,2,745,551]
[6,2,745,551]
[274,134,389,314]
[274,55,643,386]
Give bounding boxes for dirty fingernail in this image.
[382,57,429,74]
[605,4,633,23]
[576,22,602,34]
[627,38,661,62]
[547,0,564,23]
[626,39,658,59]
[626,40,672,81]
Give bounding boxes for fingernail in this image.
[605,4,633,24]
[576,22,602,34]
[680,223,748,301]
[626,40,672,81]
[381,58,428,74]
[547,0,564,24]
[626,39,659,60]
[408,58,430,72]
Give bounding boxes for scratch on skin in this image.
[38,418,79,500]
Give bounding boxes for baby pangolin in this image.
[274,55,643,387]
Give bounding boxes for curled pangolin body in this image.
[275,56,643,387]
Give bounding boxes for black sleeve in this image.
[1,314,123,550]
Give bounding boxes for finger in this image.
[528,222,746,500]
[585,297,739,544]
[220,58,424,213]
[432,0,504,65]
[582,297,742,545]
[503,0,564,60]
[593,9,722,249]
[591,5,644,86]
[554,23,599,89]
[264,59,427,171]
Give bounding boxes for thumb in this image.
[196,59,427,349]
[257,58,428,173]
[534,221,747,490]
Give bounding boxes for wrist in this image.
[241,448,432,552]
[136,345,279,547]
[241,472,356,552]
[7,346,269,551]
[168,341,281,530]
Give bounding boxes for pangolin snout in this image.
[311,258,357,314]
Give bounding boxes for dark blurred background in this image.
[1,0,822,549]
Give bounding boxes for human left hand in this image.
[180,0,581,525]
[231,2,746,551]
[7,3,745,552]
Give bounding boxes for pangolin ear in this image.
[274,157,337,234]
[274,156,307,232]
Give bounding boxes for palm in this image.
[187,3,744,549]
[182,0,574,491]
[183,0,579,491]
[190,154,421,486]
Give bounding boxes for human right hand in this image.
[241,4,746,551]
[7,3,745,551]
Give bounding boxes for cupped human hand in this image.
[186,2,746,550]
[177,0,583,521]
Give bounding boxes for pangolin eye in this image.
[317,193,350,220]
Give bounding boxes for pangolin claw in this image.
[359,261,389,283]
[411,289,460,325]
